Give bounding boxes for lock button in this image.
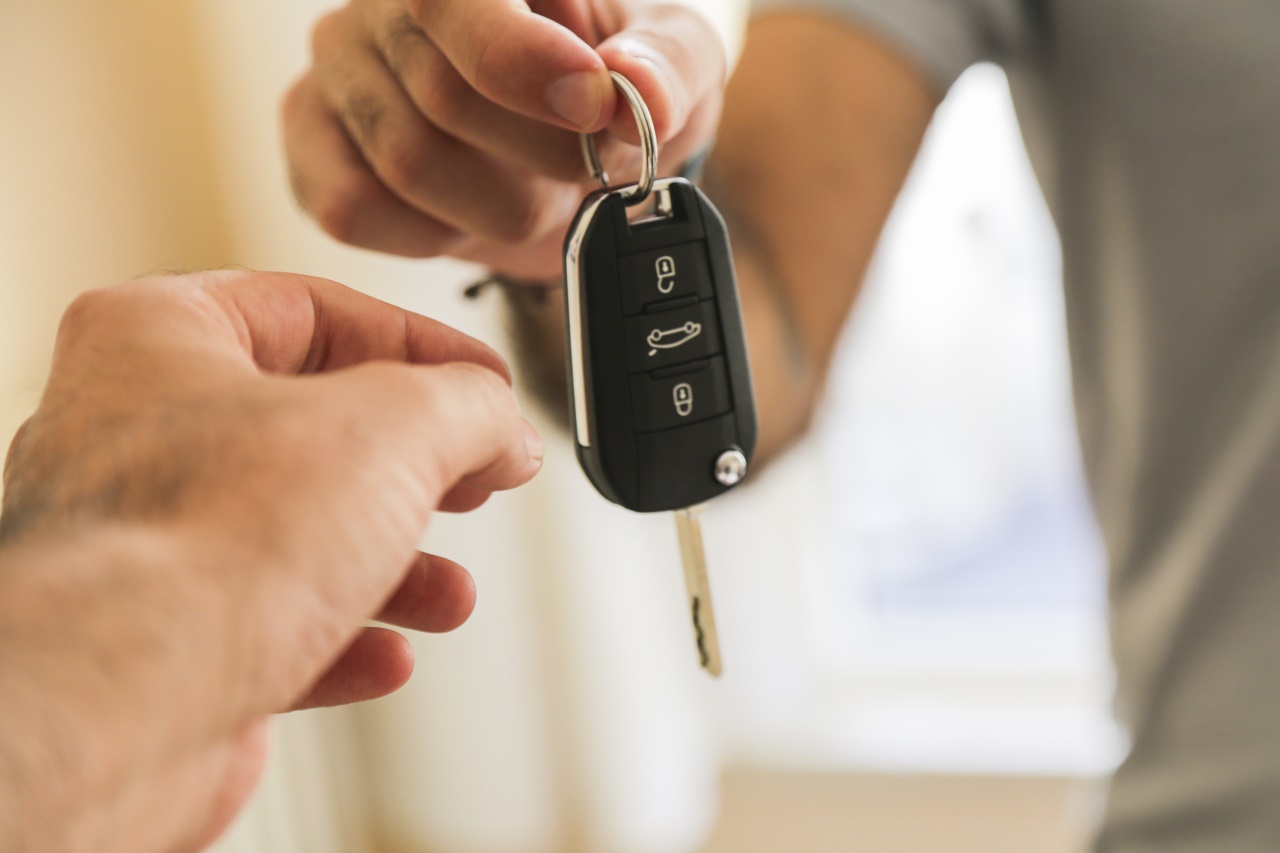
[629,356,733,433]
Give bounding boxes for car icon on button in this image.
[647,321,703,356]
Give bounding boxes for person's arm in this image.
[709,12,939,461]
[0,271,541,853]
[509,12,939,464]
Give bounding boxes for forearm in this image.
[702,12,938,463]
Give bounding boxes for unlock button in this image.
[629,356,733,433]
[619,242,714,315]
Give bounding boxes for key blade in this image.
[675,505,723,677]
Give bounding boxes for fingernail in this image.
[522,420,545,464]
[547,71,605,130]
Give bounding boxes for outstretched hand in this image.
[0,270,542,853]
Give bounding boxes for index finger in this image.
[408,0,614,131]
[198,270,512,381]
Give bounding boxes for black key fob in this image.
[563,176,758,512]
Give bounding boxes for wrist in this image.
[0,534,118,852]
[467,273,572,429]
[655,0,749,75]
[0,527,227,851]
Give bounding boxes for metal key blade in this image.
[674,504,722,677]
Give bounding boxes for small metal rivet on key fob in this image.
[563,72,758,677]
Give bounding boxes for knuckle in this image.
[364,361,437,407]
[440,362,514,415]
[377,135,429,193]
[380,13,427,74]
[477,373,521,424]
[411,62,473,130]
[58,287,113,335]
[490,194,544,245]
[337,90,386,150]
[309,10,344,61]
[311,175,375,245]
[280,79,306,124]
[286,163,311,214]
[2,416,36,492]
[466,36,502,104]
[456,359,510,392]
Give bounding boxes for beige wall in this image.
[0,0,231,443]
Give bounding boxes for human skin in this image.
[283,3,939,463]
[282,0,728,279]
[0,270,543,853]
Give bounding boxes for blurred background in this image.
[0,2,1122,851]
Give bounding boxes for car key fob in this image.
[563,174,757,512]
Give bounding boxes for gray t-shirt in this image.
[751,1,1280,849]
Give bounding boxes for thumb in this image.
[596,4,727,143]
[408,0,616,131]
[324,360,544,504]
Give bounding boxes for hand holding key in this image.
[283,0,728,280]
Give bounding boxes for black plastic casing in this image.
[563,178,758,513]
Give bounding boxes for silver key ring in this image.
[579,71,658,207]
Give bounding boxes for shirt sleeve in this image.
[750,0,1037,92]
[673,0,752,75]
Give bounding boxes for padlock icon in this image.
[656,255,676,294]
[673,382,694,417]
